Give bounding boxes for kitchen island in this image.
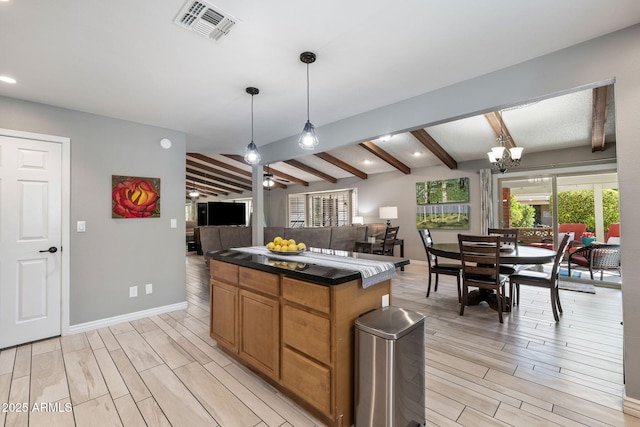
[207,248,409,427]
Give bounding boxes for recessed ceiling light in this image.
[0,76,16,84]
[364,159,372,164]
[413,151,422,157]
[378,135,391,142]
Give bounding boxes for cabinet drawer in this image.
[281,347,331,415]
[281,277,330,313]
[239,267,279,296]
[211,260,239,284]
[282,305,330,365]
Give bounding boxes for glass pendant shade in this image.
[188,188,199,198]
[244,140,260,164]
[263,174,275,188]
[509,147,524,160]
[298,120,319,150]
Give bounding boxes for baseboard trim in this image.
[66,301,188,335]
[624,393,640,419]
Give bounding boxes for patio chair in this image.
[567,243,621,280]
[372,226,399,256]
[458,234,508,323]
[418,229,461,301]
[509,233,571,322]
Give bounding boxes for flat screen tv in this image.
[207,202,246,226]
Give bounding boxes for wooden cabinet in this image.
[210,259,391,427]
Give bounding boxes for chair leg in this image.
[555,285,563,314]
[459,284,466,316]
[456,274,461,303]
[550,287,560,322]
[496,286,504,323]
[426,271,433,298]
[434,273,439,292]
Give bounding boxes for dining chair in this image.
[372,226,399,256]
[488,227,519,275]
[458,234,508,323]
[418,229,461,301]
[509,233,571,321]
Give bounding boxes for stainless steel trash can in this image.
[354,306,425,427]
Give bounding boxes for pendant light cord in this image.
[251,94,254,141]
[306,63,310,121]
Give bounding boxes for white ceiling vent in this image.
[173,0,237,41]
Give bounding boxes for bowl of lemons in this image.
[266,236,306,255]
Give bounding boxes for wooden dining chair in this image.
[418,229,461,301]
[509,233,571,322]
[488,228,519,275]
[372,226,399,256]
[458,234,508,323]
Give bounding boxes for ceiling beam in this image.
[283,159,338,183]
[186,174,238,194]
[484,112,516,149]
[186,167,251,191]
[314,152,368,179]
[358,141,411,174]
[591,85,609,152]
[186,159,252,186]
[187,153,251,177]
[410,129,458,169]
[223,154,304,187]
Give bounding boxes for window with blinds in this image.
[288,189,357,228]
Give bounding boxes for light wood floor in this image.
[1,253,638,426]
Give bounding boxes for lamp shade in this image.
[379,206,398,220]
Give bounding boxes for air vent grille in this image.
[174,0,236,41]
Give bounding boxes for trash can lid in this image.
[355,306,425,340]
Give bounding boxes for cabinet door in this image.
[239,290,280,379]
[211,280,238,352]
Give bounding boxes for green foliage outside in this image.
[550,189,619,232]
[510,194,536,228]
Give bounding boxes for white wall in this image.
[0,96,187,325]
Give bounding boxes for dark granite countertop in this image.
[207,248,410,286]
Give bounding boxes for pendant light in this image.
[243,87,261,164]
[263,164,275,190]
[298,51,319,150]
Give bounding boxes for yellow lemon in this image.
[297,242,306,250]
[280,245,288,252]
[274,245,282,251]
[288,239,296,246]
[273,237,283,245]
[266,242,275,249]
[288,243,298,252]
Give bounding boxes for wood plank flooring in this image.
[0,253,638,426]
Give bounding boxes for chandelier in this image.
[486,115,523,173]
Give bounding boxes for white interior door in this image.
[0,135,62,349]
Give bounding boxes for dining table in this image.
[429,243,557,311]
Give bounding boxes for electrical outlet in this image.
[145,283,153,294]
[381,294,390,307]
[129,286,138,298]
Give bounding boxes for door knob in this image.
[39,247,58,253]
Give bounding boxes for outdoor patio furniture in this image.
[567,243,622,280]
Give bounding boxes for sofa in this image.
[196,224,389,257]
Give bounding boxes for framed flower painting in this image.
[112,175,160,218]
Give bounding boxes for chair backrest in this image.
[418,228,436,269]
[606,223,621,243]
[488,228,519,247]
[381,226,400,255]
[590,244,622,269]
[551,233,572,279]
[458,234,502,280]
[559,223,587,238]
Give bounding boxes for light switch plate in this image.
[77,221,86,232]
[145,283,153,294]
[170,219,177,228]
[129,286,138,298]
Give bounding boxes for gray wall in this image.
[0,96,187,325]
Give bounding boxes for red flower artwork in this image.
[112,175,160,218]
